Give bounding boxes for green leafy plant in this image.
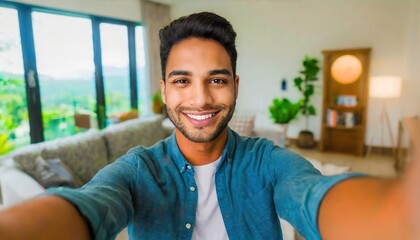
[152,91,164,114]
[269,98,301,124]
[293,56,320,129]
[0,76,27,132]
[0,132,13,155]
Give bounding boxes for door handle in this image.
[28,69,36,88]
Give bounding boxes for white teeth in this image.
[186,113,215,121]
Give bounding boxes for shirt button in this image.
[185,223,192,229]
[186,165,192,170]
[189,186,196,192]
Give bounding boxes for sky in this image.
[0,7,24,75]
[0,7,146,79]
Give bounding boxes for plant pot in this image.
[152,100,163,114]
[275,123,289,147]
[297,130,316,149]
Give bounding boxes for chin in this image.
[179,125,226,143]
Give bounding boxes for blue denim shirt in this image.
[47,129,363,239]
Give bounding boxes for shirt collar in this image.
[221,127,237,165]
[167,127,237,173]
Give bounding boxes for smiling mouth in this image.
[185,112,218,121]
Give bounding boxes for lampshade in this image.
[331,55,363,84]
[369,76,402,98]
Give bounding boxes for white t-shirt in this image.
[192,158,229,240]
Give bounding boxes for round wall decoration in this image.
[330,54,363,84]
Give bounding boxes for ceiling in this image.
[148,0,298,6]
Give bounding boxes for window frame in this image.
[0,1,143,143]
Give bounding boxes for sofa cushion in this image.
[0,165,45,208]
[9,140,52,171]
[229,114,256,136]
[0,158,16,205]
[34,156,78,188]
[102,115,167,162]
[14,155,81,189]
[41,129,108,186]
[12,141,57,186]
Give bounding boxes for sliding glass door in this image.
[32,12,96,140]
[0,2,144,155]
[100,23,131,123]
[0,7,30,152]
[135,26,148,115]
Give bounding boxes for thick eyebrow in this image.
[209,69,232,76]
[167,69,232,79]
[167,70,192,78]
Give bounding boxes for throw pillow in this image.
[0,158,16,205]
[228,115,256,136]
[34,156,76,188]
[0,166,45,208]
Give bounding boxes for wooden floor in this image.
[288,144,397,178]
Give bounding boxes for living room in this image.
[0,0,417,152]
[0,0,419,239]
[162,0,420,143]
[160,0,420,179]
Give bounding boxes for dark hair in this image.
[159,12,237,80]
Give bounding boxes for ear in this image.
[234,75,240,99]
[160,79,166,104]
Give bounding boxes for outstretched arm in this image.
[0,153,138,240]
[0,195,91,240]
[319,152,420,239]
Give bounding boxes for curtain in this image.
[143,1,171,96]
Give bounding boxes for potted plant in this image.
[152,91,165,115]
[293,56,320,148]
[268,98,300,146]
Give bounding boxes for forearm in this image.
[0,195,91,240]
[318,177,410,240]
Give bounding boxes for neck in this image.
[175,128,228,166]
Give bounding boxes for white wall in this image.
[8,0,143,22]
[166,0,419,147]
[403,0,420,117]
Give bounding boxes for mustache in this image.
[176,104,225,112]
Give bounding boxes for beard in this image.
[166,102,236,143]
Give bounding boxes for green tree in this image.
[0,76,27,131]
[0,76,28,154]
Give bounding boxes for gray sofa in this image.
[0,115,171,209]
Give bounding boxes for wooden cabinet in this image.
[319,48,371,155]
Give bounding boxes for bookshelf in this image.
[319,48,371,155]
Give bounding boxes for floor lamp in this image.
[367,76,402,156]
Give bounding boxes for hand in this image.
[402,149,420,239]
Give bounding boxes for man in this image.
[0,12,419,240]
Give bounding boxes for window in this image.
[0,2,145,155]
[0,7,30,152]
[136,26,149,115]
[32,12,96,140]
[100,23,131,121]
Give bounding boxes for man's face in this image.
[160,37,239,143]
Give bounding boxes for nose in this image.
[189,82,212,109]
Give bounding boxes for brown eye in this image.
[210,78,226,85]
[173,79,188,84]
